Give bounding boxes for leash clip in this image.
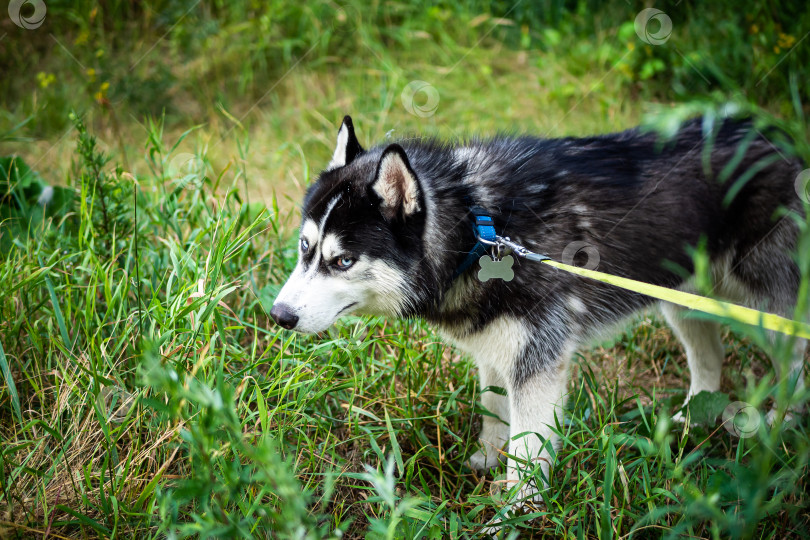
[476,234,515,262]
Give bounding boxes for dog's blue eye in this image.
[300,238,309,252]
[335,256,355,269]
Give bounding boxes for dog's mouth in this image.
[337,302,358,316]
[307,302,359,336]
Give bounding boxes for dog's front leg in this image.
[468,362,509,470]
[506,353,570,505]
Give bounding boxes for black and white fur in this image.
[272,115,807,504]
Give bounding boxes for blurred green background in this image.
[2,0,808,208]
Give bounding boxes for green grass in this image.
[1,110,808,538]
[1,1,810,538]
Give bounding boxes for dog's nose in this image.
[270,303,299,330]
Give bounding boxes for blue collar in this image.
[452,205,497,279]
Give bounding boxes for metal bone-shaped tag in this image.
[477,255,514,282]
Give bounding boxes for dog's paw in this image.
[479,521,504,538]
[479,498,545,536]
[671,407,698,426]
[467,448,501,471]
[478,505,519,537]
[765,408,796,427]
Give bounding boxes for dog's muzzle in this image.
[270,303,299,330]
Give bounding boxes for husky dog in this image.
[272,115,807,503]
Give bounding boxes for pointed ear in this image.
[327,115,364,170]
[370,144,422,221]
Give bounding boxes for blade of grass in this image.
[0,338,21,423]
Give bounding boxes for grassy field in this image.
[2,1,810,538]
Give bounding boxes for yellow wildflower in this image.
[778,33,796,49]
[36,72,55,89]
[74,30,89,46]
[95,81,110,102]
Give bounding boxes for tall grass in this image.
[1,99,809,537]
[2,1,808,136]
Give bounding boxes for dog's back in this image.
[381,119,804,335]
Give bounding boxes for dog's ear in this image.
[370,144,422,221]
[327,115,364,170]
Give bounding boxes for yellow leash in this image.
[489,236,810,340]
